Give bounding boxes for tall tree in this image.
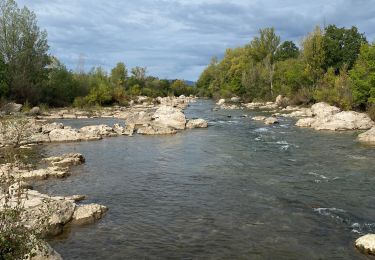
[275,41,299,61]
[0,55,8,97]
[110,62,127,88]
[302,26,325,87]
[349,43,375,108]
[323,25,367,72]
[0,0,49,103]
[249,27,280,96]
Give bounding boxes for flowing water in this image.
[35,100,375,259]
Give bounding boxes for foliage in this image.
[301,26,325,86]
[349,43,375,108]
[110,62,127,88]
[0,0,49,104]
[314,67,353,110]
[275,41,299,61]
[323,25,367,72]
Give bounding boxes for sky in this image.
[17,0,375,81]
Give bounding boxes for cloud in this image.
[17,0,375,80]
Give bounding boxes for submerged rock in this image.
[186,119,208,129]
[355,234,375,255]
[264,117,279,125]
[252,116,266,121]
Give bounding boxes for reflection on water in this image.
[36,100,375,259]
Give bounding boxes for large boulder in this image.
[152,105,186,130]
[275,95,290,107]
[186,119,208,129]
[1,102,23,114]
[48,128,81,142]
[311,102,341,118]
[125,111,153,125]
[355,234,375,255]
[358,127,375,144]
[29,107,41,116]
[313,111,374,131]
[71,204,108,225]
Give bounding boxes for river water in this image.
[36,100,375,259]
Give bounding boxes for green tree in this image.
[0,0,49,104]
[110,62,127,88]
[0,55,8,97]
[275,41,299,61]
[249,28,281,96]
[302,26,325,87]
[323,25,366,72]
[350,43,375,108]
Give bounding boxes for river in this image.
[35,100,375,259]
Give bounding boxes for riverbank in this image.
[0,95,207,259]
[215,96,375,146]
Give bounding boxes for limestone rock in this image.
[29,242,62,260]
[137,123,177,135]
[186,119,208,129]
[216,99,225,106]
[311,102,341,118]
[152,105,186,130]
[358,127,375,144]
[43,153,85,168]
[79,124,116,137]
[71,204,108,225]
[1,102,23,114]
[230,97,240,103]
[29,107,41,116]
[355,234,375,255]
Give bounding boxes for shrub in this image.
[367,104,375,121]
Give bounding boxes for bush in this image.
[291,87,314,105]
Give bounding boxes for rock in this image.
[125,111,153,125]
[48,128,81,142]
[29,107,41,116]
[355,234,375,255]
[49,128,101,142]
[65,194,87,202]
[296,111,374,131]
[112,123,125,135]
[358,127,375,144]
[311,102,341,118]
[1,102,23,114]
[43,153,85,168]
[230,97,240,103]
[71,204,108,225]
[313,111,374,131]
[283,108,313,118]
[41,123,64,134]
[296,118,316,128]
[28,241,62,260]
[79,124,116,137]
[137,96,149,103]
[137,123,177,135]
[123,123,135,136]
[252,116,266,121]
[264,117,279,125]
[216,99,226,106]
[22,167,70,180]
[186,119,208,129]
[275,95,289,107]
[152,105,186,130]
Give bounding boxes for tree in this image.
[275,41,299,61]
[0,55,8,97]
[110,62,127,88]
[0,0,49,104]
[302,26,325,87]
[323,25,367,72]
[131,66,146,81]
[350,43,375,108]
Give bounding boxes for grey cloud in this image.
[17,0,375,80]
